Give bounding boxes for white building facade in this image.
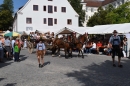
[13,0,79,33]
[82,0,130,27]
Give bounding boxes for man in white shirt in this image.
[36,40,46,68]
[89,41,96,54]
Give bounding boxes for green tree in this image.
[87,6,110,26]
[68,0,85,26]
[87,2,130,26]
[106,2,130,24]
[0,4,10,11]
[3,0,14,13]
[0,10,13,31]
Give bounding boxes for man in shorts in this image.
[109,30,122,68]
[36,40,46,68]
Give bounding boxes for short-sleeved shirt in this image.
[4,39,11,46]
[14,45,19,52]
[12,40,15,48]
[37,43,45,50]
[97,43,102,47]
[109,35,121,45]
[92,43,96,48]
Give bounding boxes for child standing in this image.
[14,42,20,62]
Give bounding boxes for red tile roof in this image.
[84,0,116,7]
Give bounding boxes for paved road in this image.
[0,49,130,86]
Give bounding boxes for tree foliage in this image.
[0,0,14,31]
[87,2,130,27]
[68,0,85,26]
[0,10,13,31]
[3,0,14,13]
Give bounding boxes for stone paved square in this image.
[0,49,130,86]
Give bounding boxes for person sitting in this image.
[89,41,97,54]
[96,40,102,54]
[104,43,112,56]
[85,41,92,53]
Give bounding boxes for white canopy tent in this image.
[103,23,130,34]
[86,23,130,34]
[55,27,91,36]
[86,24,113,34]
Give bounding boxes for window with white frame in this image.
[26,18,32,24]
[48,18,53,26]
[61,7,66,12]
[48,5,53,13]
[26,27,33,31]
[67,19,72,25]
[33,5,38,11]
[43,18,47,24]
[91,8,94,12]
[86,7,88,12]
[43,6,46,11]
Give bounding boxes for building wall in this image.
[14,0,79,33]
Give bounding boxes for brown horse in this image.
[71,33,88,58]
[52,38,72,59]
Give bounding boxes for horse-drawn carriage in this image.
[52,32,88,59]
[20,31,88,59]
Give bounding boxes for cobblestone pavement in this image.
[0,49,130,86]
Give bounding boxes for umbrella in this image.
[4,32,20,36]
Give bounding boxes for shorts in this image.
[5,46,11,53]
[37,50,44,57]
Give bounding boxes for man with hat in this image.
[109,30,122,68]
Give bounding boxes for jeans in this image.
[89,48,96,53]
[14,52,19,61]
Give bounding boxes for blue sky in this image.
[0,0,28,12]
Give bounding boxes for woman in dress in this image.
[23,39,27,49]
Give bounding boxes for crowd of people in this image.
[0,30,129,68]
[0,36,22,63]
[28,31,54,41]
[83,30,128,58]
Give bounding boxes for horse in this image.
[43,39,54,55]
[71,33,88,58]
[52,38,72,59]
[27,41,34,54]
